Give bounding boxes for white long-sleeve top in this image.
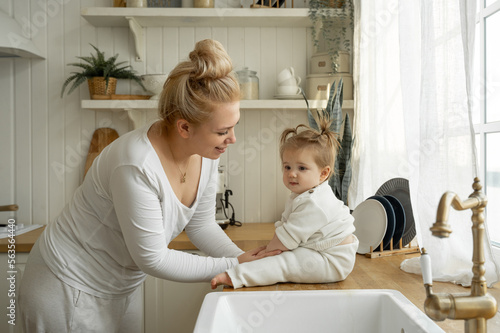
[275,181,355,252]
[39,122,244,298]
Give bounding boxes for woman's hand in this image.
[237,246,282,264]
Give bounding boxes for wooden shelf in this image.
[81,7,313,28]
[82,99,354,130]
[81,99,354,112]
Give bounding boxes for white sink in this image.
[194,289,444,333]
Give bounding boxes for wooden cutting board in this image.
[84,128,119,177]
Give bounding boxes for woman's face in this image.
[191,101,240,159]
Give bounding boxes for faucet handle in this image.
[420,248,433,285]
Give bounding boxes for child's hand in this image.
[265,233,289,252]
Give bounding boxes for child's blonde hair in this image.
[279,116,340,179]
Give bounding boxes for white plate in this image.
[352,199,388,254]
[273,94,303,100]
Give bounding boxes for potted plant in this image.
[308,0,354,73]
[302,78,353,205]
[60,44,146,98]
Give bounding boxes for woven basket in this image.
[330,0,345,8]
[320,0,344,8]
[88,77,117,98]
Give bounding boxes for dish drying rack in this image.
[366,238,419,258]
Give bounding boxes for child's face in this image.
[282,148,330,195]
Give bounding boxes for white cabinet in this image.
[0,253,29,333]
[0,249,214,333]
[143,250,222,333]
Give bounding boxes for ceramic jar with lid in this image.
[194,0,214,7]
[236,67,259,100]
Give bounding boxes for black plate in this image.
[368,196,395,251]
[375,178,415,247]
[383,195,406,249]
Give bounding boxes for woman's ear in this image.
[176,119,191,139]
[320,166,331,181]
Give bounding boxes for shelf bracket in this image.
[126,17,144,62]
[125,108,158,130]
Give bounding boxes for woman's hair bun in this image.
[158,39,240,127]
[189,39,233,80]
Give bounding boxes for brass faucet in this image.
[421,177,498,333]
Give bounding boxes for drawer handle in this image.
[318,61,326,67]
[317,85,327,91]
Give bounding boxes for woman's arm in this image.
[185,161,243,258]
[110,165,239,282]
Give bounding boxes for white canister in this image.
[127,0,148,7]
[310,51,350,74]
[227,0,241,7]
[306,73,353,100]
[214,0,241,7]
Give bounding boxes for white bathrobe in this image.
[227,181,359,288]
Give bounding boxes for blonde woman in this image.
[19,39,280,332]
[212,118,358,289]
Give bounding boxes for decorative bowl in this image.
[140,74,168,99]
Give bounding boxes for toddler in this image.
[211,117,359,289]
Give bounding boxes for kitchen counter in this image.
[214,224,500,333]
[230,252,500,332]
[0,225,46,252]
[3,223,499,332]
[168,222,274,251]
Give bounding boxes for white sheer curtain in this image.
[350,0,500,286]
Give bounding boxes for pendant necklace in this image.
[167,142,190,183]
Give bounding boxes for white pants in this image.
[19,241,142,333]
[227,236,359,288]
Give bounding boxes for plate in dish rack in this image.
[375,178,416,247]
[352,199,387,254]
[368,196,395,251]
[383,195,406,249]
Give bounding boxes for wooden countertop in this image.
[168,222,274,251]
[0,226,46,252]
[168,223,500,332]
[2,222,499,331]
[0,222,272,253]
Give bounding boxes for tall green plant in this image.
[303,78,353,205]
[61,44,145,97]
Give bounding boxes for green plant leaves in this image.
[308,0,354,73]
[60,43,146,97]
[305,78,353,205]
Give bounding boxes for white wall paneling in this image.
[0,0,328,226]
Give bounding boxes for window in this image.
[473,1,500,252]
